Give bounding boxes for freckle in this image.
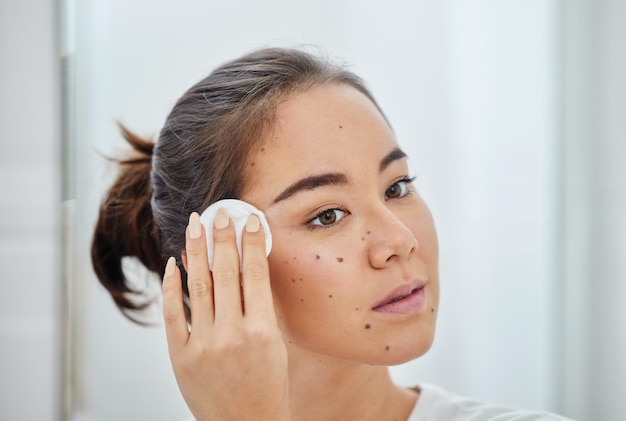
[328,294,333,298]
[284,260,289,264]
[299,278,303,281]
[288,340,293,344]
[293,256,297,260]
[431,307,435,313]
[291,278,295,283]
[316,254,320,260]
[361,237,365,241]
[250,162,255,166]
[355,307,359,311]
[339,125,343,129]
[300,298,304,302]
[385,345,390,351]
[365,323,371,329]
[261,147,265,152]
[367,230,371,235]
[336,257,344,262]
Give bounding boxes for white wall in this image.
[585,1,626,419]
[560,2,626,419]
[0,0,60,420]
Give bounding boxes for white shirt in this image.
[409,383,575,421]
[179,383,575,420]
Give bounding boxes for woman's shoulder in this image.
[409,383,576,421]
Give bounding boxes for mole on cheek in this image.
[339,125,343,129]
[365,323,371,329]
[431,307,435,313]
[316,254,320,260]
[367,230,371,235]
[385,345,390,351]
[328,294,333,298]
[336,257,344,262]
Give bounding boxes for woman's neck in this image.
[286,345,418,421]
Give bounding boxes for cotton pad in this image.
[199,199,272,269]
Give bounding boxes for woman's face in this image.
[240,83,439,365]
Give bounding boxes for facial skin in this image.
[240,83,439,367]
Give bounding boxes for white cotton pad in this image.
[199,199,272,269]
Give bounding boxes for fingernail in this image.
[246,214,260,232]
[164,256,176,277]
[214,207,230,229]
[189,212,202,239]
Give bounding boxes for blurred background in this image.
[1,0,624,420]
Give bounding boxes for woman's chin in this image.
[366,326,437,366]
[368,340,434,367]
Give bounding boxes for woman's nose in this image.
[366,206,418,268]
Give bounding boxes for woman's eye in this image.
[309,208,346,227]
[385,176,416,200]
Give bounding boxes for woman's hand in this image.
[162,209,290,421]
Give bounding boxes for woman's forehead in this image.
[265,85,393,160]
[241,84,401,205]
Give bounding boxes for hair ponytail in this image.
[91,125,164,322]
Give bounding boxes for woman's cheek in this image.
[267,242,353,318]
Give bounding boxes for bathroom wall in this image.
[0,0,60,419]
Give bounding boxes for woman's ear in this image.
[181,250,188,272]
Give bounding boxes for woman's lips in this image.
[372,282,426,314]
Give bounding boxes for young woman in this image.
[92,48,573,420]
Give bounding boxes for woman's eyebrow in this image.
[272,173,348,203]
[379,147,407,172]
[271,148,407,204]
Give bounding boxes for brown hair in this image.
[91,47,382,322]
